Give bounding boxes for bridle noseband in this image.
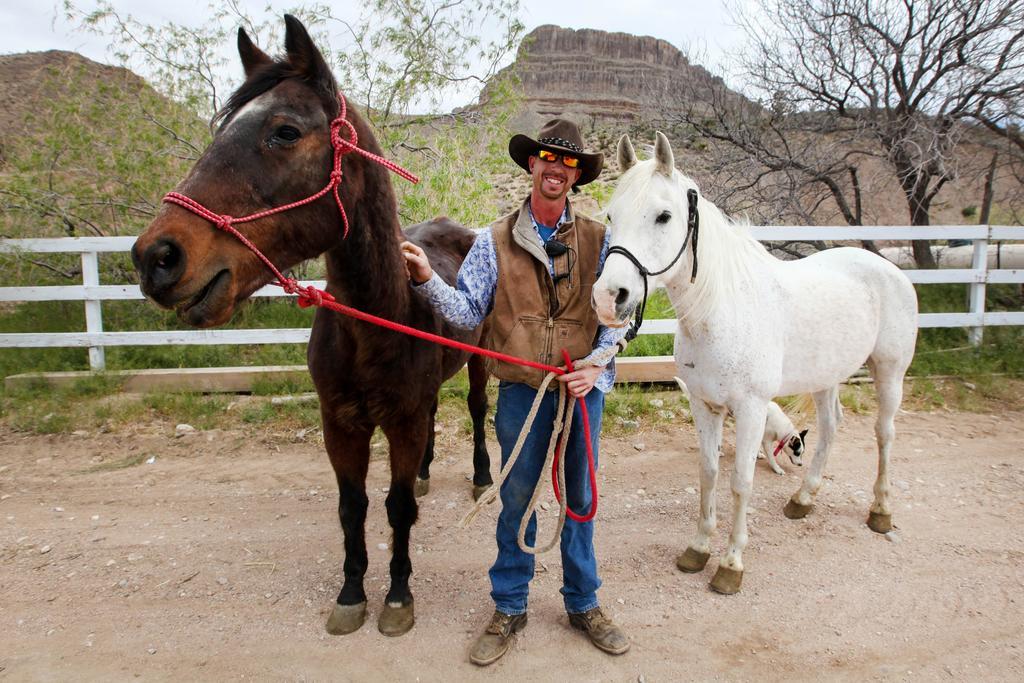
[606,188,700,341]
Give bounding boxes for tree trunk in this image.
[979,153,997,225]
[911,238,937,269]
[899,166,938,269]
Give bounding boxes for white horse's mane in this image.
[611,162,775,325]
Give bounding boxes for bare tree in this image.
[674,0,1024,267]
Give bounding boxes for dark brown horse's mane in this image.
[211,60,339,130]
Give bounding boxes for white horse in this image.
[593,132,918,594]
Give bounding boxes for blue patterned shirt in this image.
[412,201,626,393]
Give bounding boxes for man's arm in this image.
[400,230,497,330]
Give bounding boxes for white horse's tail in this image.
[674,376,689,396]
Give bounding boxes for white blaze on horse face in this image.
[220,90,277,136]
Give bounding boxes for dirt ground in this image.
[2,404,1023,681]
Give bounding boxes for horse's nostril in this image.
[141,238,185,295]
[615,288,629,306]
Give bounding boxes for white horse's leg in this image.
[676,398,725,574]
[866,358,903,533]
[709,399,768,595]
[784,386,841,519]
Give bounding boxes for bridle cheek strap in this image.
[161,93,419,301]
[606,188,700,341]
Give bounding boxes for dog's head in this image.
[784,429,810,466]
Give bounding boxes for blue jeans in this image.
[489,381,604,615]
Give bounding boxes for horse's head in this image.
[132,15,344,327]
[593,131,696,329]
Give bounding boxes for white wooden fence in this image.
[1,225,1022,372]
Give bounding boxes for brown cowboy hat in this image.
[508,119,604,190]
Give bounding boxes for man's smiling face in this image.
[529,151,582,201]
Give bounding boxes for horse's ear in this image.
[654,131,675,177]
[237,28,272,77]
[617,134,638,172]
[283,14,334,92]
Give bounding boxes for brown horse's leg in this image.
[323,417,372,636]
[468,354,493,500]
[377,417,428,636]
[415,398,439,497]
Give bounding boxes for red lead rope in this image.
[160,92,598,524]
[551,350,600,522]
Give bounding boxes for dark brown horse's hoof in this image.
[326,601,367,635]
[783,499,814,519]
[676,547,711,573]
[709,566,743,595]
[378,598,415,637]
[414,477,430,498]
[867,511,892,534]
[472,484,492,502]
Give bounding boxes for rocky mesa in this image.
[485,24,740,125]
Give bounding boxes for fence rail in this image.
[2,225,1023,372]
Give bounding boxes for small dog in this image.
[762,401,809,476]
[675,377,809,475]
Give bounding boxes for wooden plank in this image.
[0,328,313,347]
[0,236,138,253]
[4,365,310,393]
[749,225,989,241]
[990,226,1024,240]
[984,311,1024,326]
[0,281,328,302]
[987,269,1024,284]
[919,312,982,327]
[613,356,678,383]
[903,269,981,284]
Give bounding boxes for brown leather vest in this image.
[485,198,606,387]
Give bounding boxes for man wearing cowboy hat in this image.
[401,119,629,665]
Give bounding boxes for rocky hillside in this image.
[0,51,206,240]
[483,25,744,128]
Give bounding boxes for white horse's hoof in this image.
[676,547,710,573]
[867,511,892,534]
[709,566,743,594]
[326,601,367,635]
[783,499,813,519]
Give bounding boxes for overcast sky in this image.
[1,0,751,110]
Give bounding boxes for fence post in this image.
[967,229,988,346]
[81,251,106,371]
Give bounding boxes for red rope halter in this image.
[158,92,598,523]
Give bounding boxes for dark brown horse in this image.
[131,15,491,637]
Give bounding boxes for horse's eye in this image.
[655,211,672,224]
[273,125,301,143]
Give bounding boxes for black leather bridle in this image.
[605,188,700,341]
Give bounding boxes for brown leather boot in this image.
[568,607,630,655]
[469,610,528,666]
